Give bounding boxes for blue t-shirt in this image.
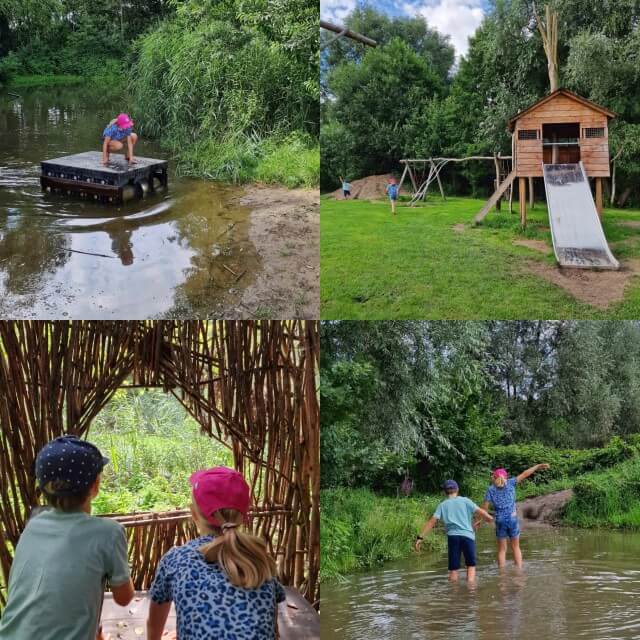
[386,184,398,199]
[102,123,133,141]
[150,536,285,640]
[434,496,478,540]
[484,477,518,520]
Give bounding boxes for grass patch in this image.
[321,487,444,582]
[320,196,640,319]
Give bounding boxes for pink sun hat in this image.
[492,468,508,479]
[190,467,251,527]
[116,113,134,129]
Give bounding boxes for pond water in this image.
[321,527,640,639]
[0,85,259,318]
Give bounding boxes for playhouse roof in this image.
[507,89,616,131]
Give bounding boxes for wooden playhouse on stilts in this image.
[477,89,619,269]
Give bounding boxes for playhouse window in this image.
[518,129,539,140]
[584,127,605,138]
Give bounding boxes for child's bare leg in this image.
[497,538,507,567]
[466,566,476,582]
[391,200,396,215]
[510,537,523,568]
[448,570,459,582]
[126,135,137,164]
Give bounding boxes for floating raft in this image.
[41,151,168,204]
[101,588,320,639]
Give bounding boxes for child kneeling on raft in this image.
[415,479,494,582]
[477,464,550,568]
[102,113,138,166]
[146,466,286,640]
[0,436,134,640]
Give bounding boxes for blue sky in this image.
[320,0,492,58]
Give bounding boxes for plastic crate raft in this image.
[40,151,168,204]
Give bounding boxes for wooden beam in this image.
[494,154,501,211]
[529,176,534,209]
[320,20,377,47]
[595,177,603,216]
[519,177,527,228]
[434,160,446,200]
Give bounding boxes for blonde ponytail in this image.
[194,506,276,589]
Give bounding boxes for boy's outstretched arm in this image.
[474,501,491,529]
[415,515,438,551]
[147,600,172,640]
[516,463,550,483]
[474,506,494,524]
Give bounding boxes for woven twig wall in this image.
[0,320,319,606]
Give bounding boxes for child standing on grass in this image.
[414,480,494,582]
[340,176,351,199]
[146,467,286,640]
[102,113,138,166]
[477,464,550,568]
[0,436,134,640]
[385,176,399,215]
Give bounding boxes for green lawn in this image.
[321,196,640,319]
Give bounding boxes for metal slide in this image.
[542,162,619,270]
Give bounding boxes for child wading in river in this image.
[0,436,134,640]
[147,467,286,640]
[414,480,494,582]
[477,464,550,568]
[102,113,138,166]
[385,176,399,215]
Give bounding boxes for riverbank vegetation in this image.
[0,0,319,186]
[321,321,640,579]
[321,2,640,205]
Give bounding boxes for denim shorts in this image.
[495,515,521,539]
[447,535,476,570]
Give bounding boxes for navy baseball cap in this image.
[442,479,459,492]
[35,436,109,496]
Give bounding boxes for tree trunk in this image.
[535,3,560,93]
[619,187,632,208]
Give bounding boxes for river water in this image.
[0,85,259,318]
[321,527,640,639]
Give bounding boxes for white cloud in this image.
[404,0,484,58]
[320,0,358,24]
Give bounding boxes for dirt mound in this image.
[329,174,408,201]
[517,489,573,527]
[525,259,640,309]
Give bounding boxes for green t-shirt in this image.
[0,509,130,640]
[434,496,478,540]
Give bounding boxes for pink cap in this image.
[190,467,250,527]
[116,113,134,129]
[492,468,508,479]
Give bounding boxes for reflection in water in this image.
[321,528,640,640]
[0,86,259,318]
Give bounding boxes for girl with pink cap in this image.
[146,467,285,640]
[477,463,550,568]
[102,113,138,166]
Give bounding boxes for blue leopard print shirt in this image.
[484,477,518,520]
[102,123,133,141]
[150,536,285,639]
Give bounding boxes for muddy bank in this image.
[517,489,573,528]
[234,186,319,319]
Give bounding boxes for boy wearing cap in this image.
[102,113,138,166]
[147,466,285,640]
[479,464,550,568]
[0,436,134,640]
[414,480,494,582]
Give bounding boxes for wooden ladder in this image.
[474,169,517,224]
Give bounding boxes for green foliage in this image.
[320,488,443,581]
[88,388,233,514]
[130,0,318,185]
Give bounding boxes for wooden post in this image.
[434,162,446,201]
[519,177,527,228]
[595,177,603,217]
[407,164,418,193]
[494,154,501,212]
[528,177,534,209]
[398,164,408,193]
